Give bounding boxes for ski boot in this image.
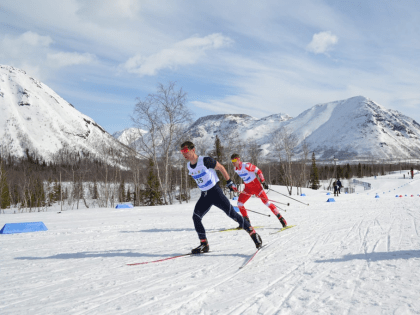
[276,213,287,228]
[249,230,263,249]
[236,216,251,229]
[191,239,209,254]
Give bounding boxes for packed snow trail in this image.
[1,175,420,314]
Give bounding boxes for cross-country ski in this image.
[269,224,297,235]
[239,244,267,269]
[207,226,264,233]
[127,252,211,266]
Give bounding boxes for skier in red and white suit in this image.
[231,153,287,228]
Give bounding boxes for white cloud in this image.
[76,0,141,21]
[47,52,96,68]
[122,33,233,76]
[0,32,52,78]
[1,31,53,55]
[0,31,98,77]
[306,31,338,54]
[17,31,53,47]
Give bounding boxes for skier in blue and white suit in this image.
[180,141,263,254]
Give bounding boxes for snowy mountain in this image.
[112,127,147,146]
[0,65,130,161]
[284,96,420,159]
[117,96,420,160]
[188,113,292,140]
[3,63,417,162]
[182,96,420,160]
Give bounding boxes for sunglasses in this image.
[231,158,238,163]
[180,147,191,153]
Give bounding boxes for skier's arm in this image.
[215,161,231,181]
[245,163,266,182]
[215,161,237,191]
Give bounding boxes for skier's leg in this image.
[213,188,262,248]
[192,192,212,241]
[237,191,251,217]
[257,190,279,216]
[212,186,253,232]
[258,190,287,227]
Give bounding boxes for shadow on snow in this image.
[315,250,420,263]
[120,228,196,233]
[14,250,249,260]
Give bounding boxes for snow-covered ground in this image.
[1,172,420,314]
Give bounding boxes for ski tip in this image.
[269,224,296,234]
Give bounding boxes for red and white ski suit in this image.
[235,162,279,217]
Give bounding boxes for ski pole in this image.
[268,188,309,206]
[274,205,287,212]
[246,208,271,217]
[236,190,290,206]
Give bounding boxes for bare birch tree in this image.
[247,138,262,167]
[296,142,309,195]
[218,128,242,179]
[132,82,192,205]
[271,126,298,195]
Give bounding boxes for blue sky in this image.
[1,0,419,134]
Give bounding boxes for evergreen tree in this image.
[12,184,19,207]
[51,179,59,202]
[144,159,163,206]
[345,163,352,179]
[46,177,54,206]
[92,180,98,199]
[0,163,11,209]
[126,187,131,202]
[357,163,362,178]
[133,185,138,206]
[34,176,46,208]
[213,135,226,188]
[309,152,320,190]
[56,182,62,203]
[119,179,126,202]
[336,165,343,179]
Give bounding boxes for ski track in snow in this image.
[1,174,420,314]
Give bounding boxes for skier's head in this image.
[230,153,241,168]
[180,141,195,159]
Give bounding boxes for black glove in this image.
[226,179,237,192]
[262,182,269,190]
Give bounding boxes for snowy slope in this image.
[112,127,147,146]
[285,96,420,159]
[187,113,292,144]
[1,173,420,314]
[0,65,129,160]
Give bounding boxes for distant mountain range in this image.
[0,65,129,161]
[114,96,420,160]
[2,64,419,162]
[283,96,420,160]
